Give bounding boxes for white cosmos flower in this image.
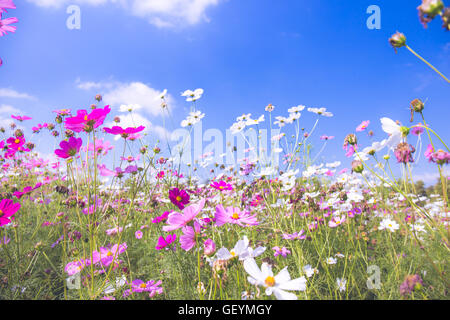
[181,88,204,101]
[237,113,252,122]
[288,113,301,122]
[244,258,307,300]
[246,114,265,126]
[380,117,403,150]
[307,107,333,117]
[274,116,288,127]
[156,89,168,100]
[254,166,276,177]
[336,278,347,292]
[119,104,142,113]
[288,105,305,114]
[379,218,399,232]
[230,121,246,134]
[215,236,265,261]
[303,265,319,278]
[326,257,337,264]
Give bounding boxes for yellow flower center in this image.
[219,185,224,189]
[139,283,147,289]
[14,139,20,144]
[230,250,236,257]
[0,209,3,217]
[106,251,113,257]
[84,115,88,121]
[176,196,182,202]
[231,212,240,220]
[265,276,275,287]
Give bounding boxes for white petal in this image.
[278,277,307,291]
[243,258,264,283]
[273,288,298,300]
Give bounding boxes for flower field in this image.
[0,0,449,301]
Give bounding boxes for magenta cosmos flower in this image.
[54,137,83,159]
[103,125,145,138]
[215,205,259,227]
[210,180,233,191]
[155,234,177,250]
[162,199,206,232]
[0,0,16,14]
[64,105,111,133]
[13,182,42,199]
[97,243,127,267]
[0,198,20,226]
[0,15,18,37]
[168,187,190,210]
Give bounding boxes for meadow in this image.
[0,0,449,301]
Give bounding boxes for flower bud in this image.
[344,134,357,147]
[95,94,102,102]
[55,115,63,124]
[351,160,364,174]
[417,0,444,28]
[389,32,406,53]
[114,116,120,123]
[410,98,425,122]
[400,126,410,138]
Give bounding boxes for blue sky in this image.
[1,0,449,183]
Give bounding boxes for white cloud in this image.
[0,104,22,130]
[102,81,173,117]
[27,0,221,28]
[0,88,36,100]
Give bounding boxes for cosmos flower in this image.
[214,205,259,227]
[210,180,233,191]
[169,187,190,210]
[0,15,18,37]
[272,246,291,258]
[155,234,177,250]
[64,105,111,133]
[379,218,400,232]
[215,236,265,261]
[54,137,83,159]
[244,258,307,300]
[162,199,205,232]
[0,198,20,226]
[179,222,201,251]
[103,126,145,138]
[0,0,16,14]
[356,120,370,132]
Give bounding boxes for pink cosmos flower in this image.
[162,199,206,232]
[328,215,346,228]
[211,180,233,191]
[0,15,18,37]
[0,0,16,14]
[123,279,163,298]
[179,221,201,251]
[272,246,291,258]
[135,230,143,239]
[155,234,177,250]
[320,135,335,140]
[98,243,127,267]
[203,238,216,256]
[282,230,306,240]
[54,137,83,159]
[0,198,20,226]
[168,187,190,210]
[64,105,111,133]
[103,126,145,138]
[106,226,123,236]
[356,120,370,132]
[53,108,72,116]
[86,138,113,156]
[64,259,86,276]
[214,205,259,227]
[6,135,26,151]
